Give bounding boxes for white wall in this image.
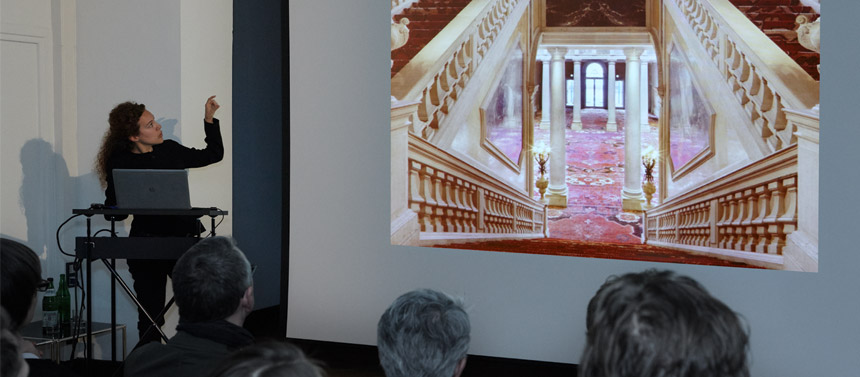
[289,1,860,375]
[1,0,66,329]
[1,0,232,355]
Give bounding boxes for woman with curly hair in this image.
[95,96,224,346]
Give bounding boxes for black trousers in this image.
[127,218,202,346]
[127,258,176,346]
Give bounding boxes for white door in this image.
[1,0,56,248]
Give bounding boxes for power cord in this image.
[56,214,83,257]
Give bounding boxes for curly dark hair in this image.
[95,101,146,187]
[579,269,750,377]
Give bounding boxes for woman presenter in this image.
[95,96,224,345]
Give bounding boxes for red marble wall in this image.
[545,0,646,27]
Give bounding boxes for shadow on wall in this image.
[156,118,179,143]
[18,138,73,262]
[14,137,135,276]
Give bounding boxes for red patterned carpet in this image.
[534,108,659,244]
[441,238,763,269]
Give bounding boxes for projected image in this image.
[390,0,819,272]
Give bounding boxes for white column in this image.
[622,48,644,211]
[641,62,649,127]
[571,59,582,130]
[540,59,551,128]
[649,62,661,117]
[607,60,617,132]
[547,47,568,208]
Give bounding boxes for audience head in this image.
[580,269,749,377]
[209,341,324,377]
[172,236,254,324]
[0,238,43,330]
[377,289,470,377]
[1,308,28,377]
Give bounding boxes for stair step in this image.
[736,5,815,15]
[729,0,800,6]
[403,20,450,29]
[440,239,764,268]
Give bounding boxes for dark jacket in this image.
[123,320,253,377]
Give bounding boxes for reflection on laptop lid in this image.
[113,169,191,209]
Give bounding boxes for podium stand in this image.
[72,207,228,371]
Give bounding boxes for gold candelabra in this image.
[533,143,551,202]
[641,146,658,208]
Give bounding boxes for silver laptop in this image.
[113,169,191,209]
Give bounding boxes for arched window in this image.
[584,62,604,108]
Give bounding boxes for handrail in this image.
[645,145,798,267]
[408,134,547,240]
[391,0,525,140]
[666,0,819,151]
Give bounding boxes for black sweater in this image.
[104,119,224,237]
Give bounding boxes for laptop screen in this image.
[112,169,191,209]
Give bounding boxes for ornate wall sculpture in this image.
[668,42,714,180]
[481,42,524,171]
[545,0,646,27]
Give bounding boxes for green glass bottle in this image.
[42,278,58,336]
[57,274,71,334]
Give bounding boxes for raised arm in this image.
[172,96,225,168]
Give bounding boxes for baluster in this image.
[741,189,758,251]
[409,161,427,231]
[777,178,798,251]
[685,208,694,244]
[779,177,798,223]
[693,204,705,246]
[462,183,474,232]
[728,193,744,249]
[752,186,769,253]
[420,166,437,232]
[449,177,463,233]
[431,171,447,232]
[722,196,737,248]
[487,193,497,233]
[442,175,457,232]
[761,181,782,254]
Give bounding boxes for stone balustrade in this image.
[408,134,546,245]
[391,0,524,141]
[645,145,798,268]
[668,0,819,153]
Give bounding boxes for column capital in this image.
[572,59,582,65]
[607,59,616,65]
[624,47,644,60]
[549,47,568,60]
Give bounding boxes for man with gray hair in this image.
[377,289,470,377]
[125,236,255,377]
